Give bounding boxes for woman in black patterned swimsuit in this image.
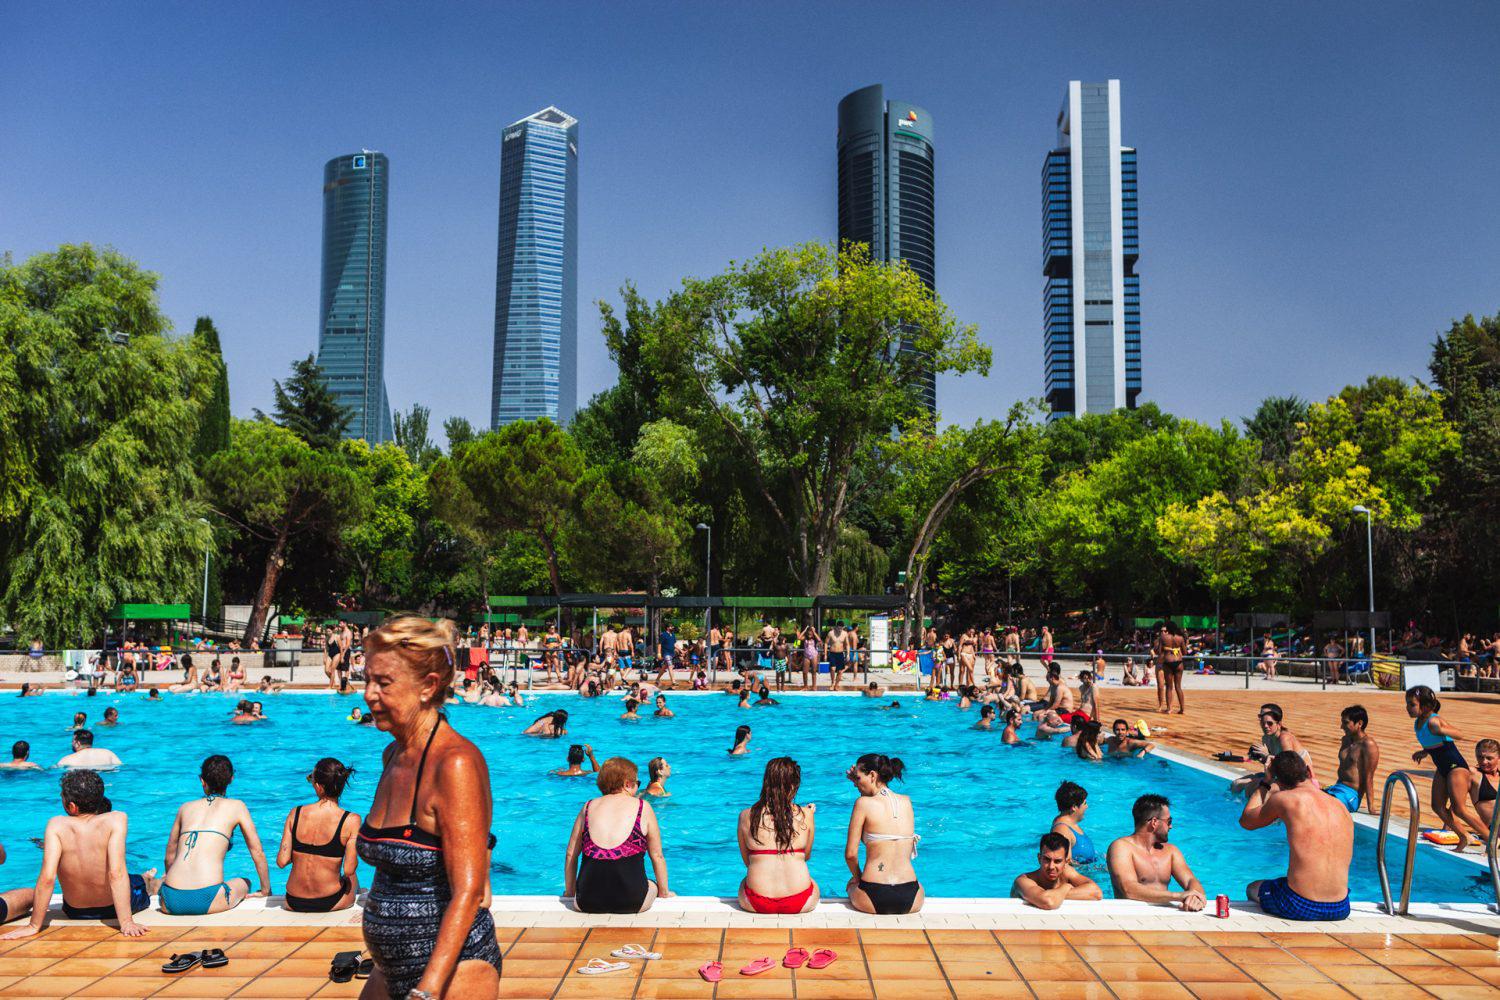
[357,617,501,1000]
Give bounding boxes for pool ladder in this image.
[1376,769,1500,915]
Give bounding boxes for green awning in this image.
[108,603,191,620]
[721,597,814,609]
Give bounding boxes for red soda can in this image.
[1215,894,1230,918]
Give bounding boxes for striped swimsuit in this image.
[357,716,502,998]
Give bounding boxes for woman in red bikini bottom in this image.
[737,757,820,914]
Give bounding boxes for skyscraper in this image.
[837,84,937,416]
[491,106,579,428]
[317,149,392,443]
[1043,80,1140,419]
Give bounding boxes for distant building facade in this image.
[317,150,392,443]
[838,84,937,416]
[491,107,579,428]
[1043,80,1140,418]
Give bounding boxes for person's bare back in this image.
[1241,752,1352,909]
[51,812,128,910]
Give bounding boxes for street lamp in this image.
[1351,505,1375,666]
[695,524,711,641]
[197,518,212,622]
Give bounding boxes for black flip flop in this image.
[329,950,362,983]
[355,958,374,980]
[162,952,202,974]
[200,948,229,969]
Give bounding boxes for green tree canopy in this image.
[0,245,215,645]
[393,403,440,468]
[256,354,351,450]
[191,316,231,461]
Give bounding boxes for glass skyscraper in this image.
[837,84,937,416]
[1043,80,1140,419]
[491,106,578,428]
[317,150,392,443]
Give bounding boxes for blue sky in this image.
[5,2,1497,432]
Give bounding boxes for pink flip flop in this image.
[783,947,809,969]
[698,961,723,983]
[807,948,838,970]
[740,956,776,976]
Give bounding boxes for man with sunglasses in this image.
[1106,794,1206,910]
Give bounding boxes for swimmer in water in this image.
[1001,709,1024,745]
[348,707,364,723]
[653,694,674,718]
[737,689,752,710]
[754,686,778,707]
[879,701,902,711]
[641,757,671,798]
[99,708,119,728]
[1050,781,1098,865]
[1075,720,1103,760]
[552,744,599,777]
[524,709,568,737]
[70,712,86,732]
[621,698,641,721]
[975,704,996,730]
[146,688,161,701]
[1105,719,1155,757]
[730,725,752,755]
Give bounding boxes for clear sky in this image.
[5,2,1497,432]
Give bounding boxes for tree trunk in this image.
[244,525,289,645]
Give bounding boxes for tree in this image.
[443,415,477,454]
[0,245,217,645]
[256,354,350,450]
[640,242,990,596]
[430,419,585,598]
[191,316,231,460]
[342,440,427,603]
[205,419,364,642]
[1243,395,1308,465]
[393,403,440,468]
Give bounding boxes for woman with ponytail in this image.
[737,757,820,913]
[276,757,361,912]
[844,753,924,914]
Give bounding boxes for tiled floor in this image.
[2,924,1498,998]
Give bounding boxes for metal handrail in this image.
[1376,770,1420,915]
[1487,796,1500,914]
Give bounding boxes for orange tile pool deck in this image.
[1,924,1499,998]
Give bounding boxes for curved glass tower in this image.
[491,106,579,428]
[317,150,392,442]
[838,84,936,416]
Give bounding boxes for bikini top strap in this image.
[333,810,351,842]
[291,805,303,839]
[408,715,446,824]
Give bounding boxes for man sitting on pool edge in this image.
[1106,794,1205,910]
[1239,750,1352,921]
[1011,832,1102,909]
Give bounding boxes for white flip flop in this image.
[611,944,662,961]
[576,959,631,976]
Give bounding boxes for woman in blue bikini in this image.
[1049,781,1098,865]
[159,755,270,915]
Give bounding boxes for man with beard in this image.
[1106,794,1206,911]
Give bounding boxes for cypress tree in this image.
[191,316,231,460]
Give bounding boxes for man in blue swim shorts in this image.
[1323,705,1380,813]
[1241,751,1353,921]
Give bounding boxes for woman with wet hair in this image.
[523,709,569,737]
[276,758,360,912]
[737,757,819,914]
[844,753,923,914]
[357,616,501,1000]
[729,725,752,755]
[642,757,671,798]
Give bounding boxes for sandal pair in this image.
[700,948,837,980]
[329,950,375,983]
[161,949,228,974]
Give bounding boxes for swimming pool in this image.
[0,692,1486,903]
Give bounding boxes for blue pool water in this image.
[0,691,1486,902]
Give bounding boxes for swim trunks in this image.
[63,874,151,920]
[828,651,847,671]
[1255,877,1349,921]
[1323,783,1360,812]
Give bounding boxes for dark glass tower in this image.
[491,106,579,428]
[838,84,936,416]
[317,150,392,443]
[1043,81,1140,419]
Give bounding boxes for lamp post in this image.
[695,523,711,642]
[1351,505,1375,667]
[197,517,212,623]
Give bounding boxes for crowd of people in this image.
[3,614,1498,999]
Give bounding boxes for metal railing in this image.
[1376,770,1420,915]
[1488,798,1500,914]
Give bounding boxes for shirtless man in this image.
[1230,704,1312,796]
[598,624,619,668]
[1010,664,1041,706]
[1106,794,1205,910]
[1,741,40,770]
[863,682,885,698]
[57,730,121,770]
[1104,720,1155,757]
[825,622,851,691]
[1241,751,1353,920]
[1011,832,1102,910]
[1003,627,1021,668]
[1325,705,1380,813]
[1158,622,1186,714]
[1075,671,1099,722]
[1,770,158,938]
[0,840,35,929]
[1042,667,1076,718]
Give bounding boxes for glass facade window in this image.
[317,150,392,443]
[492,106,578,428]
[838,85,936,416]
[1042,81,1140,420]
